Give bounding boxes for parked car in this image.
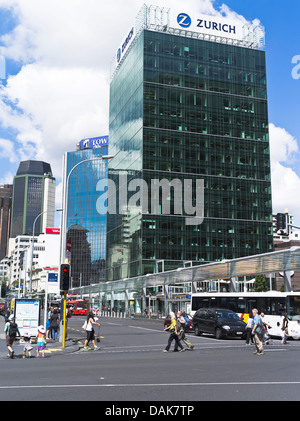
[193,308,246,339]
[164,313,193,332]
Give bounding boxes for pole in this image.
[43,273,49,330]
[62,291,67,348]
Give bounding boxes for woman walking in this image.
[83,312,101,351]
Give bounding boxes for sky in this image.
[0,0,299,225]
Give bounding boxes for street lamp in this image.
[28,208,63,295]
[59,154,114,347]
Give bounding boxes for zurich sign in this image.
[177,13,192,28]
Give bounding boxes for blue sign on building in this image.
[80,135,109,150]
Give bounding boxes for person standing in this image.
[281,312,289,345]
[251,308,264,355]
[50,308,59,340]
[245,315,254,345]
[176,311,194,350]
[4,314,20,359]
[163,312,184,352]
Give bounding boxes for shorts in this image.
[24,342,33,352]
[86,329,95,342]
[6,336,15,347]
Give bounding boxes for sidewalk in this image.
[0,316,79,359]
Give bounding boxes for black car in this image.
[193,308,246,339]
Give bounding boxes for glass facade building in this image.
[107,11,273,281]
[10,161,55,238]
[62,146,108,287]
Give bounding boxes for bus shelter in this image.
[71,246,300,317]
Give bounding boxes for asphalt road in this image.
[1,315,300,402]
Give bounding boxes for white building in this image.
[7,229,60,294]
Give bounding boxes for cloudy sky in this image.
[0,0,299,224]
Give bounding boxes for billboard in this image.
[14,299,41,337]
[79,135,109,150]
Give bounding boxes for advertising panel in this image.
[14,299,41,337]
[80,135,109,150]
[170,10,243,41]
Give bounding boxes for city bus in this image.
[66,299,89,316]
[190,292,300,339]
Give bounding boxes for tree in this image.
[254,274,268,292]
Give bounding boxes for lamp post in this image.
[59,154,114,347]
[28,208,63,296]
[29,210,48,295]
[61,155,114,265]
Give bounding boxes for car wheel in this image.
[194,324,201,336]
[215,328,223,340]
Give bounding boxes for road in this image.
[0,315,300,402]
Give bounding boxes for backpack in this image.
[180,315,190,330]
[9,322,18,337]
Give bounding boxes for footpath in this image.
[0,315,80,359]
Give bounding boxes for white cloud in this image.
[0,171,14,185]
[0,0,258,180]
[269,123,300,224]
[0,138,18,162]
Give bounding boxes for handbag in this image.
[82,321,87,330]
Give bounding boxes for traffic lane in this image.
[0,342,300,401]
[67,316,285,352]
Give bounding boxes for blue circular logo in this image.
[177,13,192,28]
[117,48,122,63]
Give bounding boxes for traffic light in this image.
[276,213,289,236]
[60,264,70,292]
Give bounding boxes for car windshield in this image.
[215,311,240,320]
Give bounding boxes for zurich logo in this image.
[177,13,192,28]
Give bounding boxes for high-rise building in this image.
[61,136,109,287]
[10,160,56,239]
[106,5,273,281]
[0,184,13,260]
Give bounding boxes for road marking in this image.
[2,381,300,390]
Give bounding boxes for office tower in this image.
[10,160,56,238]
[0,184,13,260]
[106,5,273,281]
[61,136,109,287]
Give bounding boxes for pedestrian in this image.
[50,308,59,340]
[46,306,53,339]
[281,312,289,344]
[36,325,46,358]
[163,312,184,352]
[261,312,271,344]
[176,311,194,350]
[245,315,254,345]
[22,331,33,359]
[83,312,101,351]
[4,314,20,359]
[251,308,264,355]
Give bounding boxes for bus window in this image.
[288,296,300,320]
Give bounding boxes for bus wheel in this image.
[194,325,201,336]
[215,328,223,340]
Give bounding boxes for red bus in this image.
[67,300,89,316]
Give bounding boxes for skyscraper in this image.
[10,160,56,238]
[0,184,13,260]
[61,137,109,287]
[106,5,273,281]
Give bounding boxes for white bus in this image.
[190,292,300,340]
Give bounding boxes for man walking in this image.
[251,308,264,356]
[176,311,194,351]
